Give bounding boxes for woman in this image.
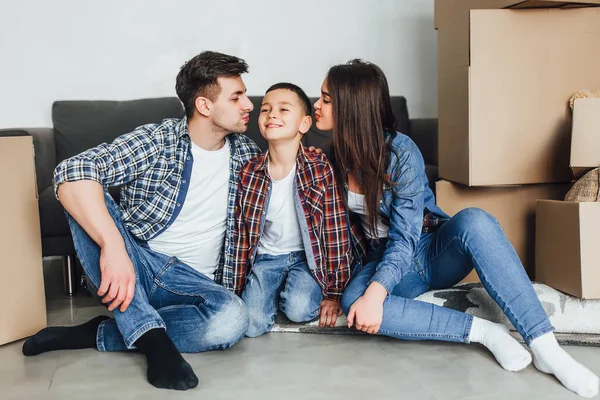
[313,59,598,398]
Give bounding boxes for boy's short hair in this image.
[265,82,312,116]
[176,51,249,118]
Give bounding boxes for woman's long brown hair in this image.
[326,59,397,234]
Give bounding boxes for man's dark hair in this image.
[175,51,249,118]
[265,82,312,116]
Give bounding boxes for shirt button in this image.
[182,180,187,184]
[187,157,191,161]
[177,203,181,207]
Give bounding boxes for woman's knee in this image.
[453,207,498,234]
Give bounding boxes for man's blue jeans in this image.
[342,208,554,345]
[67,192,249,352]
[242,251,323,337]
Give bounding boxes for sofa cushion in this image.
[53,97,184,163]
[246,96,269,151]
[39,186,70,238]
[408,118,438,167]
[390,96,410,137]
[39,186,121,238]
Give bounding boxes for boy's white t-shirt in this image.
[147,139,230,280]
[347,190,389,239]
[257,163,304,255]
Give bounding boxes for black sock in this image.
[22,316,110,356]
[134,328,198,390]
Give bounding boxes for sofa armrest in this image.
[0,128,56,193]
[408,118,438,167]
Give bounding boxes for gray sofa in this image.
[0,96,437,296]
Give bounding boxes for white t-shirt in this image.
[148,139,230,280]
[347,190,389,239]
[257,163,304,255]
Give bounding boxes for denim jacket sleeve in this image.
[368,141,426,294]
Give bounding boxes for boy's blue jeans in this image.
[342,208,554,345]
[242,251,323,337]
[67,192,249,352]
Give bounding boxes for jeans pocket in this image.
[411,257,429,284]
[153,257,211,301]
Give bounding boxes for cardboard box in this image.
[0,135,46,346]
[438,7,600,186]
[536,200,600,298]
[436,180,570,282]
[434,0,600,29]
[570,98,600,179]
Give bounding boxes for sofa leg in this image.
[63,255,77,296]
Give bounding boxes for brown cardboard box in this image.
[536,200,600,299]
[0,135,46,346]
[570,98,600,179]
[436,180,570,282]
[434,0,600,29]
[438,7,600,186]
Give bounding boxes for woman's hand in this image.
[319,299,343,327]
[346,282,388,334]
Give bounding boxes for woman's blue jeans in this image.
[342,208,554,345]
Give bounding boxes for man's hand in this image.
[307,146,323,154]
[97,241,136,312]
[346,282,387,334]
[319,299,343,327]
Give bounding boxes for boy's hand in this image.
[346,282,387,334]
[319,299,342,327]
[307,146,323,154]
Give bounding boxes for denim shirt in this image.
[366,131,450,294]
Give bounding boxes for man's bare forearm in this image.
[57,181,124,249]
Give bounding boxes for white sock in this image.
[468,317,532,372]
[530,332,599,398]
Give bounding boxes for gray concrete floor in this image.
[1,257,599,400]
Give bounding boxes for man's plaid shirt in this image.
[53,117,261,283]
[229,144,360,302]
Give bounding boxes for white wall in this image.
[0,0,437,128]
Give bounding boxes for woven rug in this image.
[272,283,600,346]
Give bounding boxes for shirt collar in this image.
[177,117,189,139]
[253,142,307,173]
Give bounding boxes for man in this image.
[22,51,261,391]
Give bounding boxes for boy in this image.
[231,83,356,337]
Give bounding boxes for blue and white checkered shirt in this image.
[53,117,261,283]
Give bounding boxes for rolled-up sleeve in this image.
[53,127,160,199]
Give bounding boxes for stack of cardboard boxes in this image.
[536,97,600,298]
[434,0,600,284]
